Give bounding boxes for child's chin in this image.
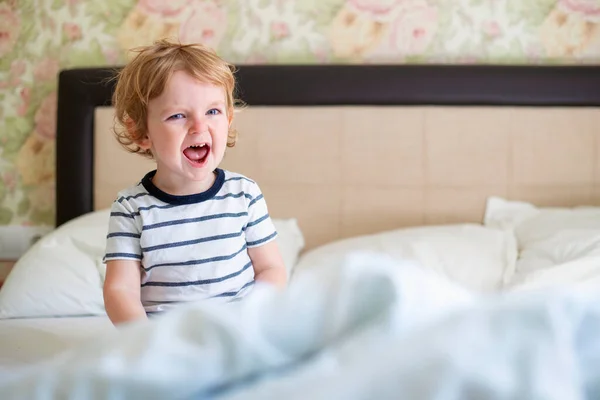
[188,165,218,179]
[187,168,212,178]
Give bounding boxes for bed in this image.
[1,64,600,398]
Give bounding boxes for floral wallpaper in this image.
[0,0,599,229]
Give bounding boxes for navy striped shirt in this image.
[103,168,277,313]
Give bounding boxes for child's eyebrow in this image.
[159,101,225,113]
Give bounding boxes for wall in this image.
[0,0,599,230]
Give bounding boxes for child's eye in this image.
[167,113,185,120]
[207,108,221,116]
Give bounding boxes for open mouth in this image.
[183,143,210,166]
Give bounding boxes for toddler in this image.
[103,39,287,325]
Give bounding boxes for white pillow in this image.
[484,196,600,287]
[292,224,517,293]
[0,210,304,319]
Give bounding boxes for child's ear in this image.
[125,117,151,150]
[136,135,152,151]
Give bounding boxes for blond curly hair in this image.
[111,39,240,158]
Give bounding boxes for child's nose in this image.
[189,117,208,134]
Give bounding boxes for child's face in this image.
[139,70,232,193]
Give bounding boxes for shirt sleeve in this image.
[103,198,143,263]
[245,182,278,248]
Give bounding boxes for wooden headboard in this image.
[56,65,600,250]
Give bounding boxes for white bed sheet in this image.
[0,316,114,372]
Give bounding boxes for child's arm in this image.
[103,259,147,325]
[248,241,287,289]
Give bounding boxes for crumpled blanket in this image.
[1,252,599,400]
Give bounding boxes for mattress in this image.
[0,316,114,372]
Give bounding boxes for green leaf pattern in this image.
[0,0,598,227]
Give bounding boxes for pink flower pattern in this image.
[63,22,82,41]
[559,0,600,18]
[34,58,60,82]
[18,87,31,117]
[271,22,290,40]
[0,3,20,58]
[138,0,192,17]
[484,21,502,38]
[369,0,439,58]
[179,1,227,49]
[348,0,405,20]
[3,172,16,192]
[34,92,58,140]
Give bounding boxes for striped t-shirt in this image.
[103,168,277,313]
